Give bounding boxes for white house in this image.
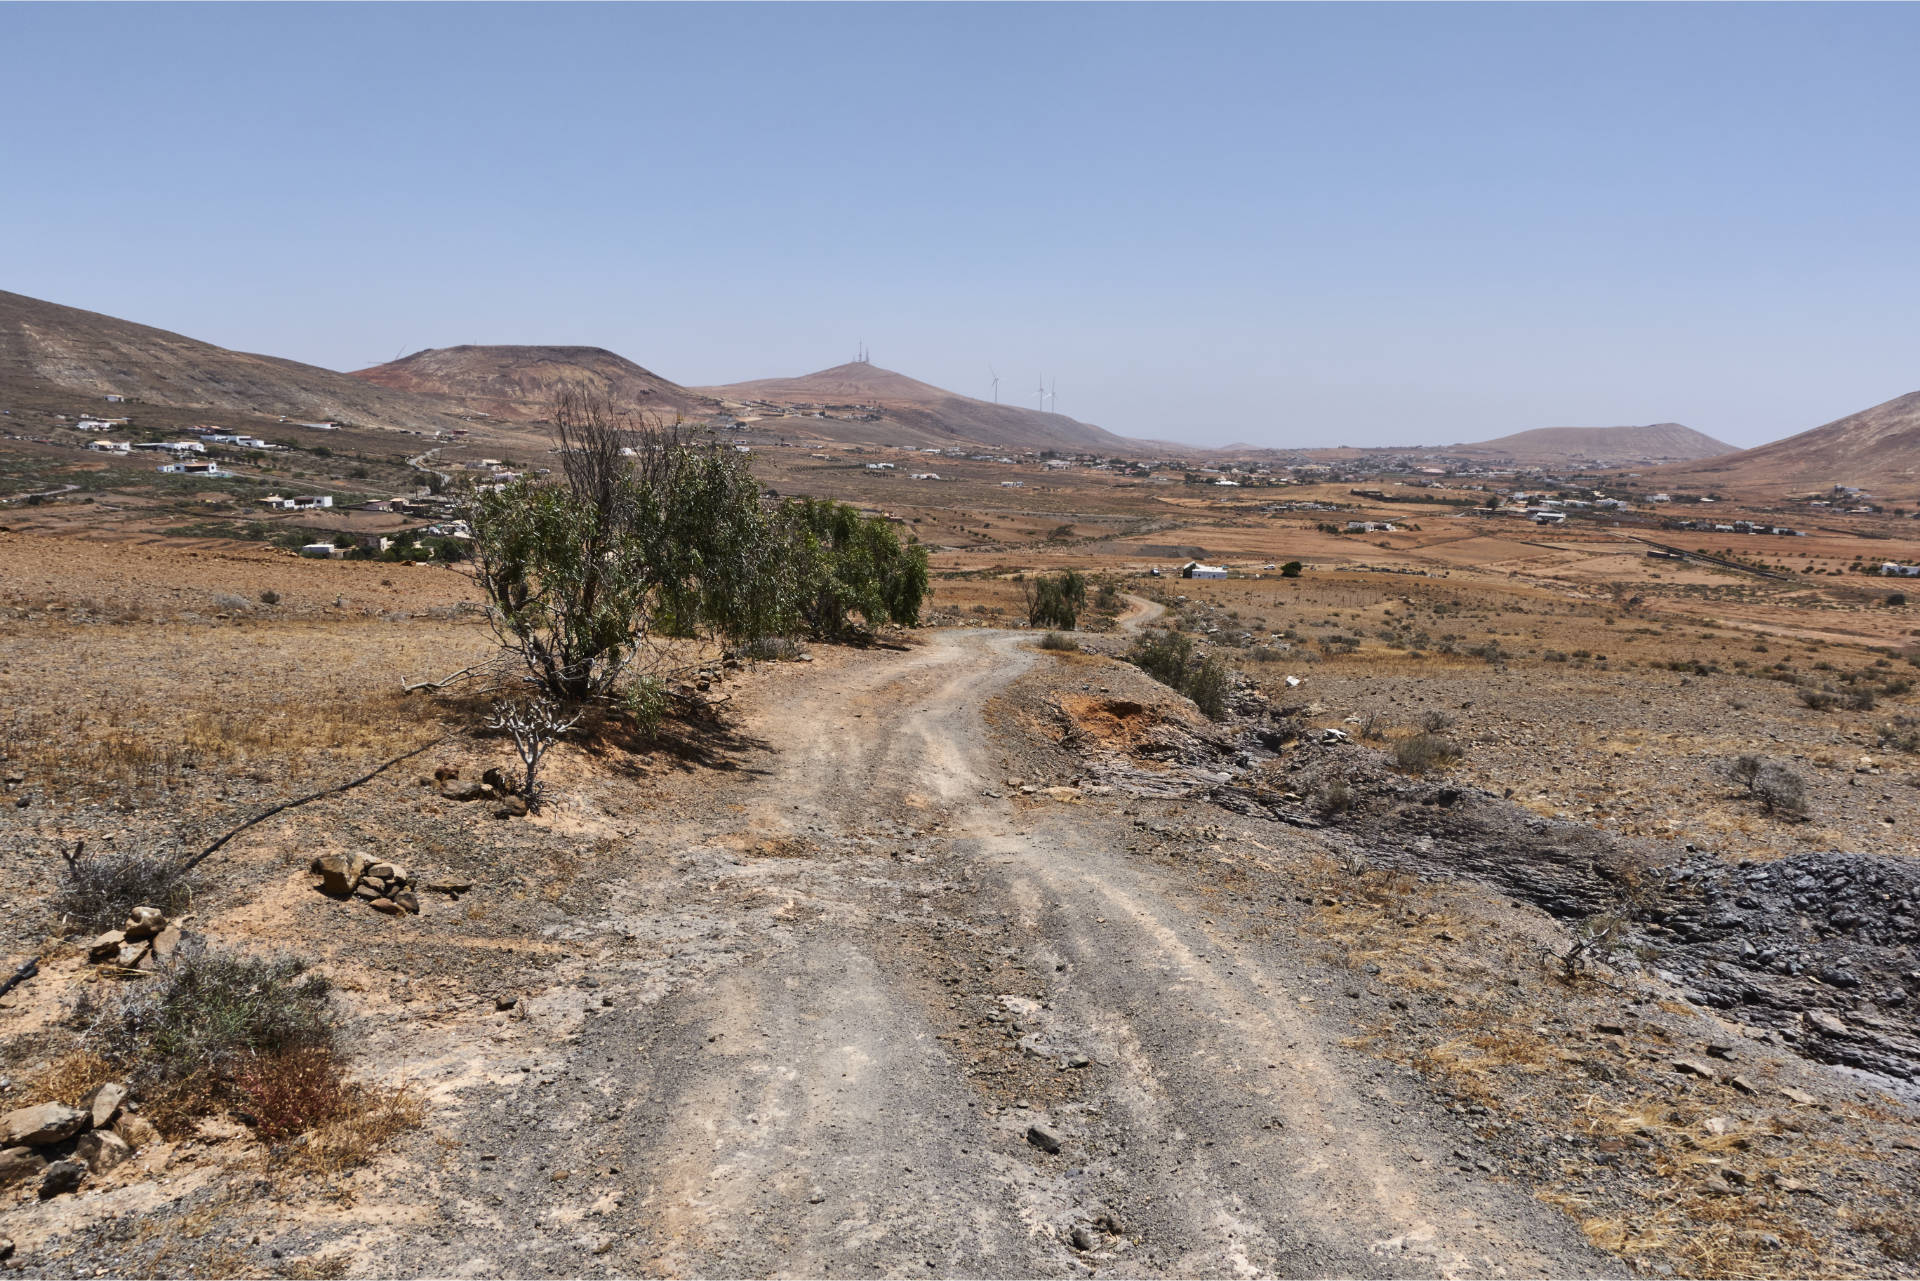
[159,460,234,477]
[86,439,130,453]
[298,543,345,559]
[132,440,205,454]
[1531,510,1567,525]
[1180,561,1228,579]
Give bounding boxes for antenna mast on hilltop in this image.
[990,364,999,404]
[855,341,869,364]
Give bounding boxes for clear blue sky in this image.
[5,3,1917,448]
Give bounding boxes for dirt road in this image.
[358,624,1613,1279]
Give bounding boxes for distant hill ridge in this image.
[1446,422,1734,464]
[0,289,466,432]
[1654,389,1920,491]
[699,361,1140,453]
[352,345,718,423]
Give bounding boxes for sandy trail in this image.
[359,625,1610,1279]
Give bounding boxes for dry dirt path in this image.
[359,621,1613,1279]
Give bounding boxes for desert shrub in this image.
[1752,763,1809,818]
[1877,717,1920,752]
[233,1045,350,1142]
[1130,629,1195,689]
[258,589,281,606]
[1845,686,1879,711]
[1417,709,1453,734]
[1314,776,1354,817]
[1039,631,1080,652]
[739,634,807,661]
[1093,582,1123,611]
[1392,733,1462,774]
[1797,688,1840,711]
[53,844,191,934]
[1126,629,1233,720]
[1543,650,1569,662]
[1185,654,1232,720]
[1889,593,1909,607]
[1280,560,1302,578]
[88,942,334,1108]
[1727,753,1766,793]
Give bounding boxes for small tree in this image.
[473,390,782,701]
[1023,570,1086,630]
[1280,561,1303,578]
[486,696,583,811]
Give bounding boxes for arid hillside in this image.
[351,345,720,424]
[1447,422,1734,465]
[0,290,469,434]
[702,361,1143,452]
[1656,388,1920,494]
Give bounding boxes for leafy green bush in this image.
[1280,561,1303,578]
[777,498,930,639]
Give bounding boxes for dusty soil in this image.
[3,587,1915,1279]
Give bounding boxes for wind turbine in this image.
[1047,378,1057,414]
[989,365,999,404]
[1037,375,1046,413]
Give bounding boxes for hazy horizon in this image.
[5,2,1917,450]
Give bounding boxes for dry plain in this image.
[3,427,1920,1280]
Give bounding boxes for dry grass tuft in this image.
[16,1048,117,1108]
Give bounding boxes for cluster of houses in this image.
[1662,518,1803,535]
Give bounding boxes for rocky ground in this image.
[1,593,1917,1279]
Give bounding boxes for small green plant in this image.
[620,674,670,735]
[88,942,334,1098]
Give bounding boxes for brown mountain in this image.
[699,361,1139,452]
[1445,423,1734,466]
[1654,390,1920,493]
[352,345,717,423]
[0,289,467,432]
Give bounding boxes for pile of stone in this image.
[1,1081,160,1200]
[84,907,182,971]
[429,765,529,818]
[309,852,421,916]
